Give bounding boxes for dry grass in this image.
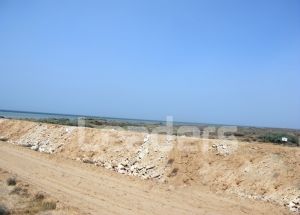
[6,188,56,215]
[9,187,22,195]
[41,201,56,210]
[25,198,56,215]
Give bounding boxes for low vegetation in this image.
[0,203,10,215]
[258,132,299,146]
[33,118,79,127]
[25,199,56,214]
[168,168,179,177]
[6,188,56,215]
[9,187,22,195]
[6,178,16,186]
[11,117,298,147]
[41,201,56,210]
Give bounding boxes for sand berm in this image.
[0,118,299,214]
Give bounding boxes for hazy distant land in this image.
[0,110,299,147]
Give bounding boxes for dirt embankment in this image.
[0,119,299,214]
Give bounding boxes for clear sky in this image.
[0,0,299,128]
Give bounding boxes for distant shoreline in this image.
[0,109,297,130]
[0,109,233,127]
[0,110,299,147]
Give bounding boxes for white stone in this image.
[292,198,300,204]
[157,179,165,184]
[0,136,8,141]
[168,185,175,191]
[111,160,118,167]
[138,152,145,159]
[118,170,126,174]
[97,156,105,163]
[143,135,150,142]
[121,160,128,166]
[82,157,91,163]
[105,164,112,169]
[130,166,135,171]
[118,164,125,170]
[146,165,155,170]
[151,173,160,178]
[136,166,143,170]
[31,145,38,150]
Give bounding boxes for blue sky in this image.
[0,0,299,128]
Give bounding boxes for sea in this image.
[0,109,222,127]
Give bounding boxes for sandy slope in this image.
[0,119,299,214]
[0,142,293,215]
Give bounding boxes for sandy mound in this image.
[0,119,299,213]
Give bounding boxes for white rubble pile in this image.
[212,143,229,155]
[231,190,300,213]
[212,142,237,155]
[284,196,300,213]
[5,122,172,182]
[75,134,172,182]
[8,125,74,153]
[88,134,168,181]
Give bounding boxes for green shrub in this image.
[258,132,299,146]
[35,118,79,127]
[234,132,245,137]
[6,178,16,186]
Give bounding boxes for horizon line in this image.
[0,109,298,130]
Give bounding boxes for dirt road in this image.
[0,141,292,215]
